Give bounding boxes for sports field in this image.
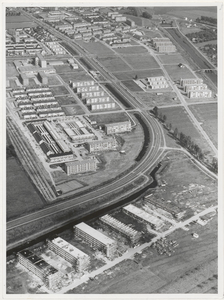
[97,56,131,72]
[114,46,148,55]
[164,65,196,81]
[123,54,159,70]
[113,69,164,81]
[189,103,217,148]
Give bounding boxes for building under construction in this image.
[100,214,141,244]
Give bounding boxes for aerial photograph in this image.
[6,4,219,296]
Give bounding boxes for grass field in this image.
[8,79,19,89]
[97,56,131,73]
[59,72,91,84]
[88,112,130,125]
[122,80,143,92]
[189,103,217,148]
[55,95,77,105]
[62,105,85,116]
[135,91,179,107]
[158,53,187,65]
[142,30,162,39]
[166,10,217,20]
[114,46,148,55]
[76,40,114,56]
[6,62,19,77]
[51,85,70,96]
[6,21,37,29]
[123,54,159,70]
[158,106,214,157]
[53,64,77,74]
[164,65,196,81]
[47,75,61,86]
[7,158,44,220]
[113,69,164,81]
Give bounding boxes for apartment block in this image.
[65,159,97,175]
[86,138,117,152]
[104,120,132,135]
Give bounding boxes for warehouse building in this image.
[100,214,141,244]
[74,222,117,258]
[47,238,90,272]
[18,250,61,290]
[86,138,117,152]
[180,78,203,87]
[65,158,97,175]
[104,120,132,135]
[188,89,212,98]
[123,204,164,230]
[144,195,186,219]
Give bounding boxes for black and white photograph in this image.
[5,2,222,298]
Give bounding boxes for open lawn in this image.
[9,79,19,89]
[88,112,130,125]
[53,64,77,74]
[189,103,217,148]
[113,69,163,81]
[6,62,19,77]
[6,15,37,29]
[122,80,143,92]
[47,75,61,86]
[97,56,131,73]
[62,104,85,116]
[7,158,44,220]
[76,40,114,56]
[135,91,179,107]
[164,65,196,81]
[51,85,70,96]
[157,53,187,65]
[55,95,77,105]
[114,46,148,55]
[142,30,162,39]
[59,72,90,84]
[158,106,215,157]
[123,54,159,70]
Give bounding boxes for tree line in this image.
[196,16,217,25]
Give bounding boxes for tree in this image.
[134,75,138,80]
[142,11,152,19]
[173,128,179,139]
[152,106,159,117]
[163,114,167,123]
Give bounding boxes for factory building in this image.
[188,89,212,98]
[180,78,203,87]
[74,222,117,258]
[184,83,207,92]
[19,73,29,86]
[47,238,90,272]
[123,204,164,230]
[18,250,61,290]
[104,120,132,135]
[144,195,186,219]
[65,158,97,175]
[35,53,47,68]
[90,102,116,111]
[100,214,141,244]
[38,71,48,85]
[86,138,117,153]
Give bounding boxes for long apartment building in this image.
[123,204,164,230]
[184,83,207,92]
[47,238,90,272]
[90,102,116,111]
[85,96,111,105]
[65,158,97,175]
[104,120,132,135]
[74,222,117,258]
[180,78,211,98]
[188,89,212,98]
[86,138,117,152]
[100,214,141,244]
[180,78,203,87]
[152,37,176,53]
[18,250,61,290]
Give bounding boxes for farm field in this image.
[157,106,215,158]
[114,46,148,54]
[157,53,187,65]
[164,65,196,81]
[51,85,70,96]
[166,10,217,20]
[113,69,164,81]
[122,80,143,92]
[97,56,131,73]
[142,30,162,39]
[123,54,159,70]
[7,158,44,221]
[6,15,37,29]
[135,91,179,107]
[76,40,115,56]
[59,72,91,84]
[189,103,217,148]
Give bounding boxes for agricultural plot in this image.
[76,40,114,56]
[142,30,162,39]
[51,85,70,96]
[122,80,143,92]
[158,106,214,156]
[166,9,217,20]
[158,53,187,65]
[189,103,217,148]
[6,15,37,29]
[123,54,159,70]
[114,46,148,54]
[113,69,164,81]
[164,65,196,81]
[97,56,131,73]
[7,158,44,220]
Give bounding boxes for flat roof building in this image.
[47,237,90,272]
[74,222,117,258]
[65,159,97,175]
[180,78,203,87]
[86,138,117,153]
[104,120,132,135]
[123,204,164,230]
